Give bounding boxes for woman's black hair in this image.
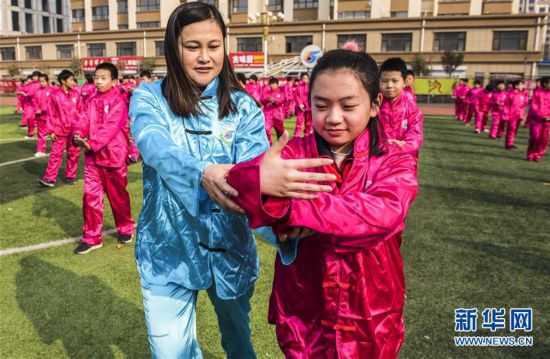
[309,49,383,157]
[57,70,74,84]
[162,2,241,119]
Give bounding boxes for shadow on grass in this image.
[422,184,548,211]
[16,256,151,359]
[446,238,550,277]
[31,190,82,237]
[424,163,548,184]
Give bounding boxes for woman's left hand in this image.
[202,164,245,214]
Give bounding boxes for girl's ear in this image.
[370,93,382,118]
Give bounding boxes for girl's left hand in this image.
[278,227,316,242]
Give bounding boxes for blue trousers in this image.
[140,279,256,359]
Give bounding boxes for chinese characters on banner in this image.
[81,57,143,72]
[229,52,264,69]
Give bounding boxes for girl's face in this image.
[270,82,278,90]
[39,77,48,88]
[179,19,224,88]
[311,70,380,153]
[516,82,525,91]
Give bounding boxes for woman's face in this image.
[179,19,224,87]
[311,69,380,153]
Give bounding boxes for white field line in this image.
[0,154,50,167]
[0,229,118,256]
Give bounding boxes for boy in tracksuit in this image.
[475,85,493,134]
[453,78,470,122]
[261,77,286,144]
[526,77,550,162]
[73,62,135,254]
[378,57,424,157]
[489,81,509,139]
[505,80,529,149]
[465,80,484,126]
[33,73,52,157]
[20,71,42,136]
[39,70,82,187]
[294,73,312,137]
[245,74,262,104]
[283,77,295,119]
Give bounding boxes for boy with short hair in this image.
[39,70,82,187]
[72,62,135,254]
[378,57,424,156]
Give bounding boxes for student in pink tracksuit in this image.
[294,73,312,137]
[489,81,509,139]
[283,77,295,119]
[505,80,529,149]
[245,74,262,104]
[72,62,135,254]
[261,77,285,144]
[39,70,82,188]
[475,84,493,134]
[226,48,419,359]
[465,80,484,126]
[453,79,470,122]
[80,74,97,111]
[20,71,42,136]
[15,78,26,113]
[379,57,424,156]
[33,74,53,157]
[403,69,417,104]
[526,77,550,161]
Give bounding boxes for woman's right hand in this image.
[260,131,336,200]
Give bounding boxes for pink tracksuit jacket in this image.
[403,86,416,104]
[453,83,470,121]
[261,87,286,143]
[80,83,97,110]
[227,130,419,359]
[245,83,262,103]
[378,93,424,156]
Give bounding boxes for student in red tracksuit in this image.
[378,57,424,157]
[80,73,97,111]
[39,70,82,187]
[283,77,295,119]
[15,78,26,113]
[72,62,135,254]
[33,73,53,157]
[403,69,417,104]
[245,74,262,104]
[475,84,493,134]
[453,79,470,122]
[294,73,312,137]
[505,80,529,149]
[489,81,509,139]
[465,80,484,126]
[526,76,550,162]
[261,77,286,144]
[20,71,42,136]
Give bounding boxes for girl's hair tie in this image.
[342,40,362,52]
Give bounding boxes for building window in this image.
[87,43,106,57]
[337,34,366,51]
[0,47,16,61]
[25,13,33,33]
[56,18,63,32]
[57,44,74,59]
[92,6,108,20]
[56,0,62,14]
[42,16,50,33]
[26,46,42,60]
[117,42,136,56]
[137,21,160,28]
[237,37,262,52]
[232,0,247,13]
[267,0,283,12]
[199,0,218,7]
[42,0,48,11]
[155,40,164,57]
[286,35,313,53]
[72,9,84,22]
[492,31,528,51]
[137,0,160,11]
[11,0,18,6]
[294,0,318,9]
[12,11,19,31]
[119,24,128,29]
[118,0,128,12]
[338,11,370,19]
[381,33,412,52]
[24,0,31,8]
[391,11,408,18]
[433,32,466,51]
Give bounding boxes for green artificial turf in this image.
[0,107,548,358]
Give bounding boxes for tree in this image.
[140,57,156,73]
[441,51,464,77]
[70,57,82,77]
[410,53,431,76]
[8,65,20,77]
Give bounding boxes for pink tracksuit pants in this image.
[294,110,312,138]
[527,121,550,160]
[43,136,80,181]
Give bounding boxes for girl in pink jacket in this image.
[72,62,135,254]
[283,76,295,119]
[245,74,262,103]
[261,77,286,144]
[227,48,419,359]
[505,80,529,149]
[39,70,82,187]
[20,71,42,136]
[475,84,493,133]
[527,77,550,161]
[453,79,470,122]
[294,73,312,137]
[33,73,52,157]
[466,80,484,126]
[379,57,424,157]
[489,81,509,139]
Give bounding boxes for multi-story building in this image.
[0,0,546,80]
[0,0,71,36]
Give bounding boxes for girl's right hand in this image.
[260,131,336,200]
